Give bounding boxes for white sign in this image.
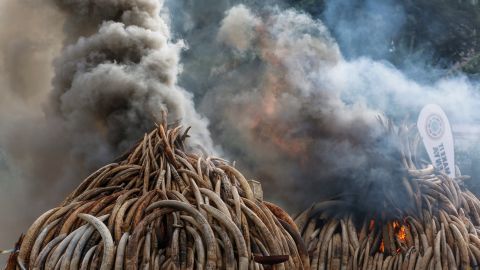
[417,104,455,178]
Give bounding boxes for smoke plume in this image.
[165,1,480,213]
[49,0,214,165]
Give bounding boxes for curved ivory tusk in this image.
[17,256,27,270]
[142,228,152,269]
[212,224,235,270]
[78,214,115,270]
[185,225,205,270]
[18,207,59,267]
[231,186,242,227]
[63,163,117,204]
[408,164,434,177]
[69,214,109,270]
[145,200,217,270]
[189,178,205,207]
[33,234,66,270]
[278,219,310,270]
[218,165,254,201]
[45,225,87,270]
[240,203,282,256]
[199,188,231,220]
[59,225,88,270]
[79,245,97,270]
[201,204,248,270]
[45,225,86,270]
[29,218,61,266]
[114,232,129,270]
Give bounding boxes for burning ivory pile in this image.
[295,124,480,270]
[7,120,308,270]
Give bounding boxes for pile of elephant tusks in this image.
[294,123,480,270]
[7,120,480,270]
[6,119,307,270]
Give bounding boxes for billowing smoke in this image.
[165,1,480,213]
[2,0,480,257]
[0,0,213,253]
[49,0,214,166]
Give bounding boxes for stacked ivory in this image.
[8,121,308,270]
[295,123,480,270]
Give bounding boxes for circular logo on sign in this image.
[425,114,444,139]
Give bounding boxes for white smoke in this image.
[188,5,480,211]
[217,5,260,53]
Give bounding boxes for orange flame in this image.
[397,226,406,242]
[377,221,408,254]
[393,221,407,242]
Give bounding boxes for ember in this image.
[393,222,407,243]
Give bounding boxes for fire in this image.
[393,221,407,242]
[397,225,407,242]
[377,221,408,253]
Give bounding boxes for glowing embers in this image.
[379,241,385,253]
[393,221,407,243]
[367,219,410,255]
[373,220,410,255]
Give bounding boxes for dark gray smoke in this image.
[49,0,214,164]
[0,0,214,255]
